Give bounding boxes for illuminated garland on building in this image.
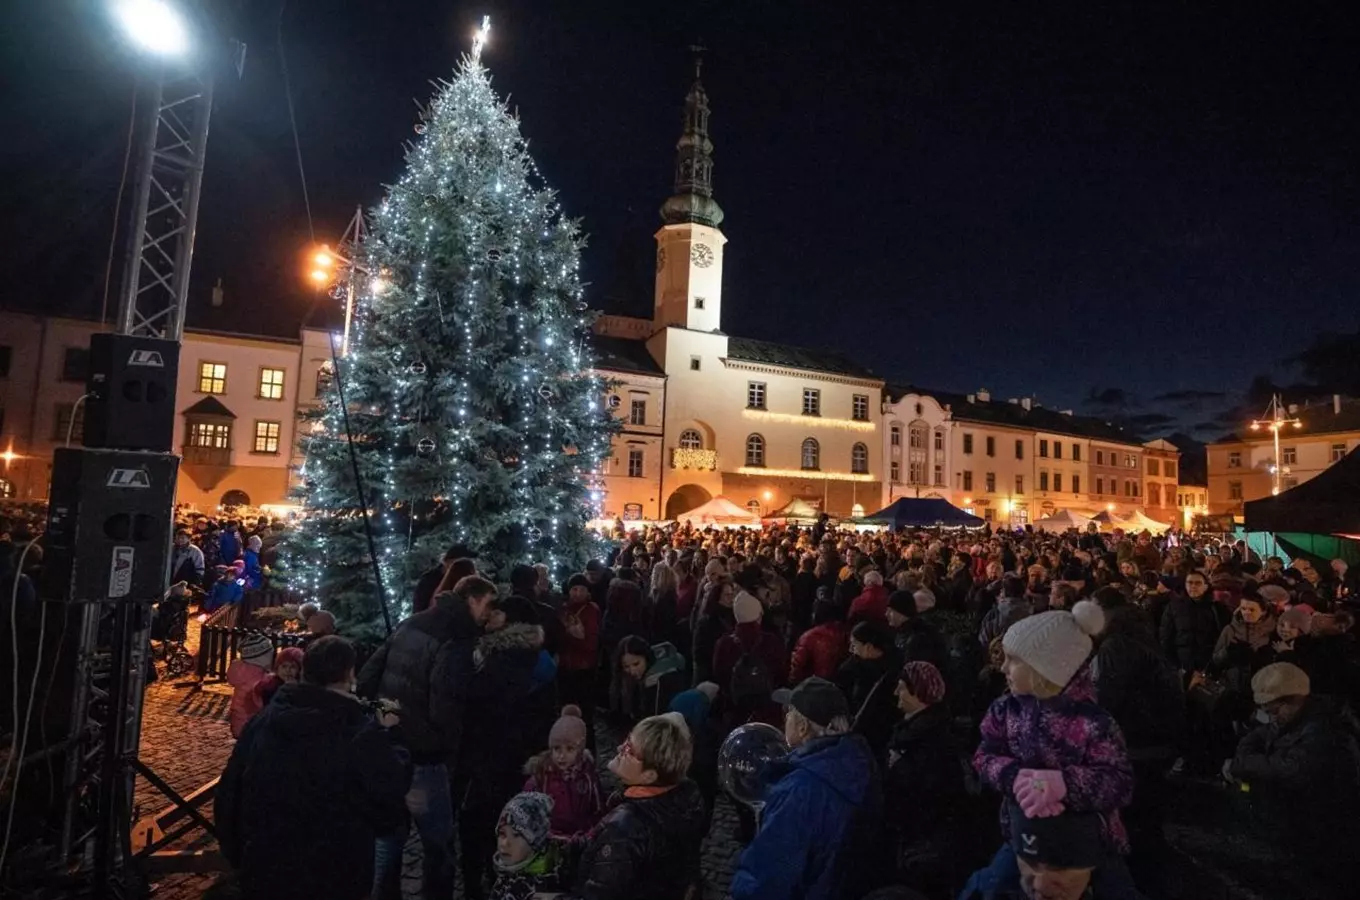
[278,48,616,637]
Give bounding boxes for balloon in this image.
[718,722,790,809]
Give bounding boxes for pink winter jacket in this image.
[523,751,604,836]
[226,659,269,739]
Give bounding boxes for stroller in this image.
[150,583,196,679]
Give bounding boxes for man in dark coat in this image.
[411,543,477,615]
[1159,570,1229,683]
[358,575,499,900]
[886,590,949,674]
[1227,662,1360,891]
[216,637,408,900]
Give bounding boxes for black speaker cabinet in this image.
[41,448,179,602]
[83,333,179,452]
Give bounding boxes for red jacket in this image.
[849,584,890,623]
[712,623,788,728]
[558,599,600,672]
[790,622,849,683]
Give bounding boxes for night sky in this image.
[4,1,1359,434]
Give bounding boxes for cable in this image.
[101,85,138,326]
[0,539,39,800]
[0,591,48,875]
[277,0,315,243]
[66,393,92,448]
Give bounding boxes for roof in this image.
[1244,446,1360,534]
[726,336,879,380]
[590,335,664,376]
[1214,396,1360,443]
[182,396,236,418]
[888,383,1141,445]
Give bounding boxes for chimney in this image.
[1335,394,1343,415]
[967,394,976,404]
[1021,397,1033,411]
[1060,409,1073,416]
[1008,398,1019,405]
[976,389,991,402]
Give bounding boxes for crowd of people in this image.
[206,516,1360,900]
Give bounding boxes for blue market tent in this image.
[864,497,984,529]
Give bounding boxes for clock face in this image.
[656,246,666,272]
[690,243,715,268]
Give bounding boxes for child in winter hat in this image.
[490,792,563,900]
[973,603,1135,864]
[226,634,276,739]
[523,705,603,836]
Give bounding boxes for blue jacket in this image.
[730,733,884,900]
[219,530,241,563]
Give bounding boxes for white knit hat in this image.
[733,590,763,624]
[1002,603,1105,689]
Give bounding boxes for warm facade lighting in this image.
[740,409,876,431]
[735,466,874,482]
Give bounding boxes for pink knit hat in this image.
[548,705,587,746]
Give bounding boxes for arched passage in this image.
[665,483,712,519]
[220,489,251,509]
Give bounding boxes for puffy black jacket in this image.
[894,616,949,675]
[569,779,707,900]
[1159,593,1229,675]
[1094,606,1184,757]
[356,591,481,763]
[885,702,965,849]
[215,683,409,900]
[460,622,543,786]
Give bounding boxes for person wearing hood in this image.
[731,677,884,900]
[1210,591,1277,692]
[978,575,1035,648]
[712,592,788,729]
[848,569,890,624]
[242,534,265,590]
[613,635,689,722]
[216,636,409,900]
[459,596,548,900]
[884,662,965,896]
[563,713,707,900]
[218,520,242,564]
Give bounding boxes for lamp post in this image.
[309,206,387,356]
[1250,393,1303,496]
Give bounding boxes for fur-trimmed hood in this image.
[474,622,543,669]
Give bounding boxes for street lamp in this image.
[112,0,191,57]
[307,206,369,356]
[1250,393,1302,495]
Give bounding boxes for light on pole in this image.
[112,0,191,57]
[307,206,374,357]
[1249,393,1303,495]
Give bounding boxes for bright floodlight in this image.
[114,0,190,57]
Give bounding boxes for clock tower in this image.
[654,56,726,333]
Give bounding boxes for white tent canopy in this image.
[675,496,762,529]
[1032,509,1093,532]
[1122,509,1171,534]
[1089,509,1129,532]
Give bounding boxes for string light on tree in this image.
[277,16,618,636]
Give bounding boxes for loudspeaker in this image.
[41,448,179,602]
[83,333,179,452]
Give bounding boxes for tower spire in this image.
[660,45,724,227]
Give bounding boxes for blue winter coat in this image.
[219,530,241,563]
[730,733,884,900]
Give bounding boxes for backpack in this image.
[729,644,774,711]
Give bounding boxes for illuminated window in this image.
[678,429,702,450]
[253,420,281,454]
[745,434,765,467]
[801,438,820,470]
[852,394,870,421]
[259,367,285,400]
[198,362,227,394]
[851,442,868,474]
[315,365,334,396]
[0,478,12,499]
[802,389,821,416]
[189,422,230,449]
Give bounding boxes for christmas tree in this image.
[284,34,615,637]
